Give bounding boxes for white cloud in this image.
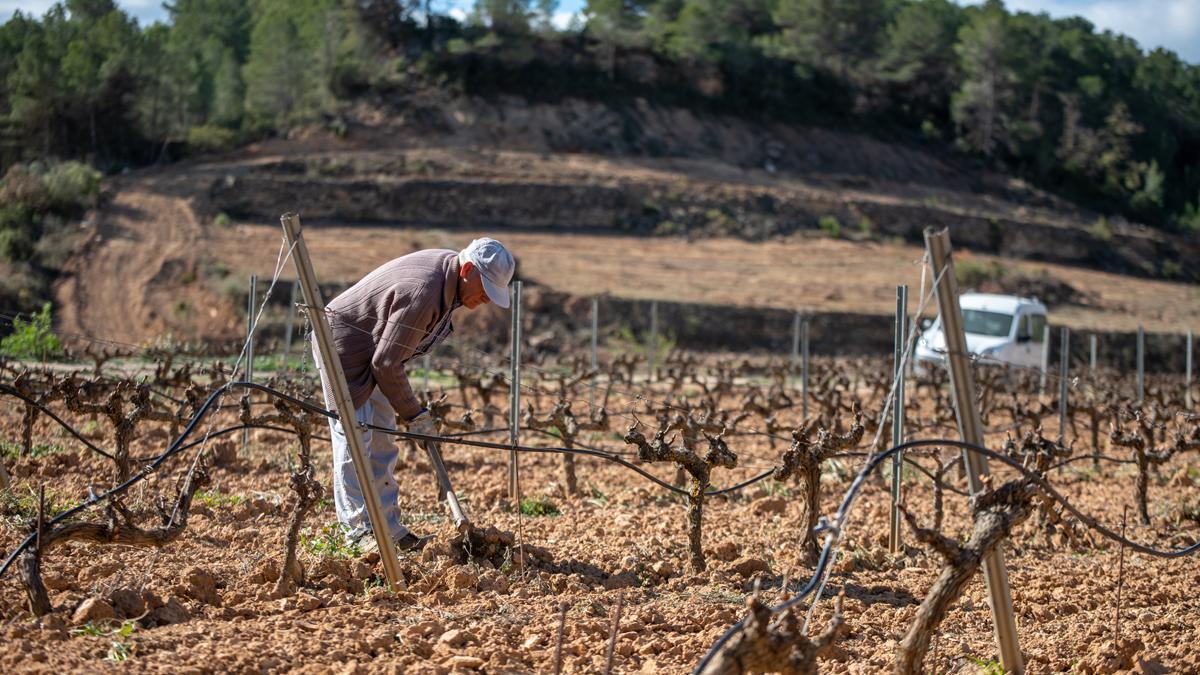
[1,1,56,19]
[2,0,169,25]
[993,0,1200,63]
[551,11,580,31]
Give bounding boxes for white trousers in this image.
[313,345,408,542]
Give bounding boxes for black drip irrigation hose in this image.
[3,383,1196,581]
[691,437,1200,674]
[0,384,115,460]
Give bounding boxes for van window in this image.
[1029,313,1046,342]
[962,309,1013,337]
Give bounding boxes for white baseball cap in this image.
[458,238,515,308]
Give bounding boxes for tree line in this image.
[1,0,1198,238]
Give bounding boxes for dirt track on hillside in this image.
[54,186,241,347]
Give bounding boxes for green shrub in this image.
[519,496,560,517]
[1088,216,1113,241]
[857,215,874,235]
[213,212,232,227]
[1178,196,1200,235]
[955,259,1005,289]
[302,522,362,558]
[0,302,61,360]
[43,161,100,211]
[818,215,842,238]
[185,125,239,154]
[0,226,34,262]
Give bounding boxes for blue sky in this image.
[2,0,1197,64]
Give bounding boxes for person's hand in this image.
[407,409,438,438]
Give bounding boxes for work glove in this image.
[407,408,438,438]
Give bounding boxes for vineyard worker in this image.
[312,238,515,553]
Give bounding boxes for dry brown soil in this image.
[1,371,1198,673]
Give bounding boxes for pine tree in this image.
[951,0,1016,156]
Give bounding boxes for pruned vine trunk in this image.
[20,461,209,616]
[699,594,845,675]
[894,481,1037,674]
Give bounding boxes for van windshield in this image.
[962,309,1013,337]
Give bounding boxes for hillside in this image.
[52,92,1200,348]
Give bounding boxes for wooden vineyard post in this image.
[279,213,404,590]
[925,227,1024,674]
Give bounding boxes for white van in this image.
[914,293,1047,371]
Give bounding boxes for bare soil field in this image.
[215,222,1199,333]
[1,364,1198,673]
[54,185,1200,347]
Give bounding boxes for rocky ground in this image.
[1,366,1198,673]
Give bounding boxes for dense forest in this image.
[1,0,1198,240]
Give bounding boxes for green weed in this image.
[0,486,75,525]
[818,215,842,238]
[0,441,66,460]
[967,654,1005,675]
[0,303,62,360]
[700,588,747,605]
[519,496,560,517]
[301,522,362,559]
[765,481,792,499]
[196,490,244,508]
[955,259,1005,289]
[585,487,609,507]
[1088,216,1114,241]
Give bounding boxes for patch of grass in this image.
[360,575,386,596]
[765,481,792,498]
[967,654,1004,675]
[301,522,362,559]
[72,622,108,637]
[73,619,136,660]
[244,353,316,373]
[1088,216,1114,241]
[0,441,66,460]
[518,496,560,517]
[857,215,874,235]
[1161,259,1182,278]
[499,545,515,575]
[408,367,455,387]
[585,486,609,507]
[700,588,747,605]
[818,215,842,238]
[196,490,244,508]
[954,259,1005,289]
[106,638,133,662]
[0,486,76,525]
